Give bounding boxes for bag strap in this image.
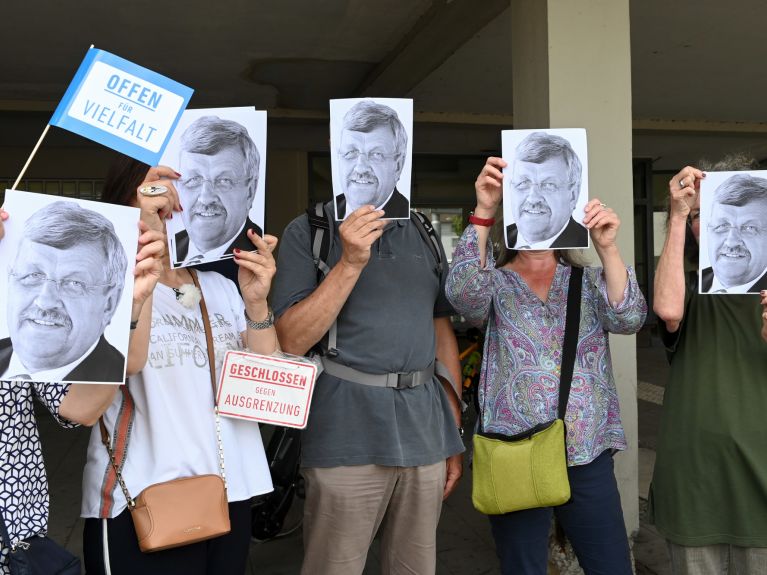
[99,270,228,508]
[558,266,583,420]
[409,210,443,276]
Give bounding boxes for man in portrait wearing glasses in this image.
[0,201,127,383]
[334,100,410,219]
[173,115,263,266]
[702,173,767,293]
[505,131,588,249]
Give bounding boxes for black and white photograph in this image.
[502,128,589,250]
[161,107,267,268]
[330,97,413,221]
[0,190,138,384]
[699,170,767,294]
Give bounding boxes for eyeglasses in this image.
[707,222,764,237]
[339,150,399,164]
[178,176,251,192]
[8,270,113,298]
[511,180,570,194]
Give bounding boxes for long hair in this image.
[492,223,586,268]
[101,154,151,207]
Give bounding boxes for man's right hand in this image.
[338,206,386,269]
[669,166,705,221]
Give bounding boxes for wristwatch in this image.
[244,308,274,330]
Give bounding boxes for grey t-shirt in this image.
[272,204,464,467]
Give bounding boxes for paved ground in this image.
[39,327,673,574]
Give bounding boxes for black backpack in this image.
[251,426,303,541]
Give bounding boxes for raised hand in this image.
[338,206,387,269]
[0,208,7,241]
[669,166,706,221]
[235,230,278,307]
[136,165,182,232]
[133,222,165,306]
[474,157,506,218]
[583,198,620,252]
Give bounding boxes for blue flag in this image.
[51,48,193,165]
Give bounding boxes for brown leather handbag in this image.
[99,270,231,552]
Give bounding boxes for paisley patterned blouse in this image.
[446,226,647,466]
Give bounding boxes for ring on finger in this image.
[139,184,168,196]
[679,178,686,188]
[599,202,607,208]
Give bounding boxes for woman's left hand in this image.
[583,198,620,251]
[236,230,278,306]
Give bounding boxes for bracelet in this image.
[129,320,139,330]
[468,214,495,227]
[245,308,274,330]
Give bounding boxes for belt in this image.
[320,358,435,389]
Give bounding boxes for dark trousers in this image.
[488,450,632,575]
[83,499,251,575]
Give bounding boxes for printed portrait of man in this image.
[702,173,767,293]
[1,201,127,383]
[334,100,410,220]
[505,131,588,250]
[173,115,263,266]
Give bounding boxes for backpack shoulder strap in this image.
[306,202,334,283]
[306,201,338,357]
[409,210,443,275]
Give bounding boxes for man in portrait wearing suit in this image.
[334,100,410,220]
[505,131,588,250]
[1,201,127,383]
[702,173,767,293]
[173,115,263,266]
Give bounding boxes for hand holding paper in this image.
[235,231,278,309]
[0,208,7,241]
[137,166,181,232]
[338,206,386,269]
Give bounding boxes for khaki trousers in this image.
[300,462,446,575]
[668,542,767,575]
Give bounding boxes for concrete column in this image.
[512,0,638,537]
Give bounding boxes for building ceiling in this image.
[2,0,767,170]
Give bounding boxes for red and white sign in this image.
[217,351,318,429]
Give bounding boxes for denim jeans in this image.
[488,450,632,575]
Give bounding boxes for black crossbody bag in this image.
[0,509,80,575]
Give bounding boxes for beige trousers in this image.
[668,542,767,575]
[300,462,446,575]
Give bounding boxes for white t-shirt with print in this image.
[81,272,273,519]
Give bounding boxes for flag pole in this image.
[10,124,50,191]
[10,44,94,192]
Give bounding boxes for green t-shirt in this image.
[649,274,767,546]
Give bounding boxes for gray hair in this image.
[714,173,767,207]
[698,153,759,172]
[21,201,127,302]
[515,132,582,192]
[342,100,408,158]
[180,116,260,183]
